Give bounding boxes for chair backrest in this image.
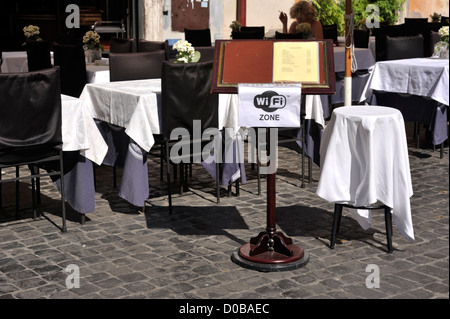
[184,28,212,47]
[195,46,215,62]
[275,31,305,39]
[161,61,218,138]
[26,40,52,71]
[0,67,62,163]
[138,39,170,60]
[322,24,338,44]
[404,17,428,24]
[231,30,263,39]
[373,23,442,60]
[109,51,166,81]
[241,26,265,39]
[353,29,370,48]
[53,43,87,97]
[385,34,424,60]
[110,37,136,53]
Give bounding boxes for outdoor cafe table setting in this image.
[316,105,415,243]
[360,57,449,153]
[78,78,251,209]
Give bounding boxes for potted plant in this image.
[352,0,406,30]
[83,31,103,63]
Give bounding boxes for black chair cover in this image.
[353,29,370,48]
[138,39,170,60]
[385,34,424,60]
[196,46,215,62]
[240,26,265,39]
[110,37,136,53]
[53,43,87,97]
[109,51,166,81]
[184,28,212,47]
[323,24,338,44]
[0,67,62,164]
[26,40,52,71]
[160,61,218,138]
[275,31,305,39]
[231,30,262,39]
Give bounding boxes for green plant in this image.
[352,0,406,28]
[311,0,345,35]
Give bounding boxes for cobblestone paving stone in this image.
[0,126,448,301]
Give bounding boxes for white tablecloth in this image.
[79,79,162,153]
[61,94,108,165]
[1,51,28,73]
[1,51,55,73]
[360,58,449,106]
[316,106,414,242]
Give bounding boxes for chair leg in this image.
[165,141,172,215]
[0,168,2,208]
[113,166,117,188]
[60,150,67,232]
[330,204,343,249]
[216,161,220,204]
[31,166,37,220]
[384,206,393,253]
[15,166,20,220]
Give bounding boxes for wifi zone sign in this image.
[239,85,301,128]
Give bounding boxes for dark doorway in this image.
[0,0,137,52]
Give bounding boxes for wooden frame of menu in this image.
[211,39,336,95]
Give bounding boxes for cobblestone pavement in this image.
[0,125,448,302]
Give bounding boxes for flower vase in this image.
[85,49,102,63]
[433,41,449,59]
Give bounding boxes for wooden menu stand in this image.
[212,39,335,271]
[231,129,309,271]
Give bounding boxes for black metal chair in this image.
[184,28,212,47]
[0,67,66,232]
[156,61,219,214]
[53,42,87,97]
[26,40,52,71]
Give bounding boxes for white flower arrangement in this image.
[23,25,42,41]
[83,31,103,51]
[438,26,449,44]
[433,26,449,58]
[173,40,200,63]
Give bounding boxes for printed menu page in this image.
[272,41,320,83]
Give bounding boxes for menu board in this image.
[212,39,335,95]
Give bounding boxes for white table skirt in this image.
[360,58,449,106]
[316,106,414,242]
